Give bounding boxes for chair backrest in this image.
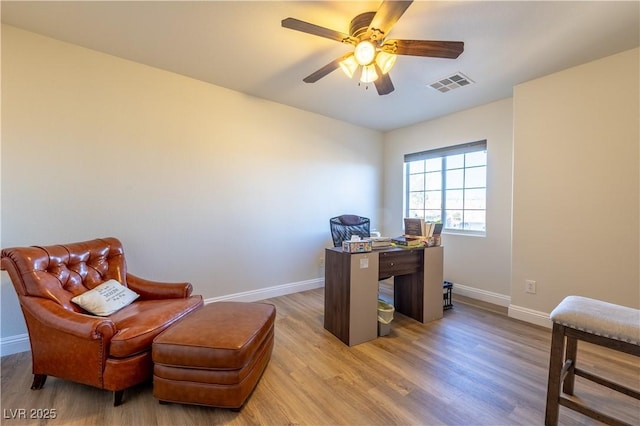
[1,237,127,312]
[330,215,371,247]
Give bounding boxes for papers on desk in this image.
[370,237,392,249]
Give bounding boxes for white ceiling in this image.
[2,1,639,132]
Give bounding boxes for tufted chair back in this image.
[2,237,127,313]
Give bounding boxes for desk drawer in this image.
[378,250,422,277]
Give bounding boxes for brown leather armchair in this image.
[1,237,203,406]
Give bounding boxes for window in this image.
[404,140,487,234]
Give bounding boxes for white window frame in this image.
[404,140,487,236]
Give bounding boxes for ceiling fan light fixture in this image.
[375,51,397,74]
[360,64,378,83]
[354,40,376,65]
[339,55,358,79]
[282,1,464,96]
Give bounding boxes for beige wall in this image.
[511,48,639,323]
[383,48,639,326]
[0,26,384,350]
[2,24,638,353]
[383,99,514,306]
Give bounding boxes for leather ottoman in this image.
[152,301,275,409]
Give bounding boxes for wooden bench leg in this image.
[545,323,565,426]
[563,335,577,395]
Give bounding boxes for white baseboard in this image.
[508,304,552,329]
[204,278,324,304]
[451,282,511,307]
[2,279,552,356]
[1,278,325,357]
[0,333,30,357]
[452,282,551,328]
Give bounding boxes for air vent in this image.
[429,72,474,93]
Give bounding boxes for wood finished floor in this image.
[1,288,639,425]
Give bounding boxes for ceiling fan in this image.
[281,0,464,96]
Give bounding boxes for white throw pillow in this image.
[72,279,139,316]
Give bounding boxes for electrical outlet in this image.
[319,257,325,267]
[525,280,537,294]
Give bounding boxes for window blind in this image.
[404,140,487,163]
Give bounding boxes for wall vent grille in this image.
[429,72,474,93]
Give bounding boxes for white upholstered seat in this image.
[550,295,640,345]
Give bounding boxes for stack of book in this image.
[370,237,392,249]
[404,218,443,238]
[400,218,443,247]
[391,235,423,247]
[431,223,443,246]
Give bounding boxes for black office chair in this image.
[330,215,371,247]
[329,215,393,299]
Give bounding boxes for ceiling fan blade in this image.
[374,66,394,96]
[367,1,413,39]
[384,39,464,59]
[302,55,350,83]
[282,17,352,43]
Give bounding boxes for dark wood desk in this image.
[324,245,444,346]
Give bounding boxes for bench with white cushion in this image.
[545,296,640,426]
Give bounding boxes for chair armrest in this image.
[21,296,116,341]
[126,273,193,300]
[21,297,118,389]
